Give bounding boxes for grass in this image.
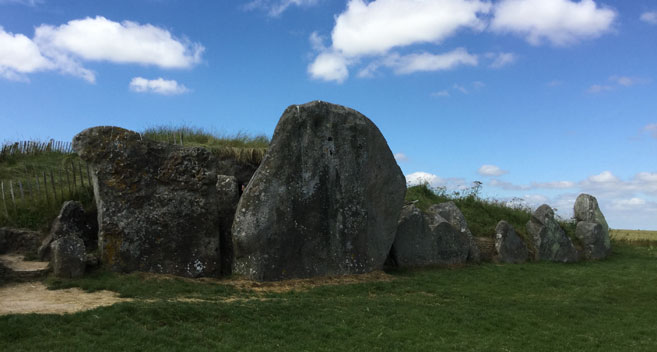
[143,126,269,165]
[406,184,538,239]
[610,229,657,246]
[0,150,94,231]
[1,243,656,351]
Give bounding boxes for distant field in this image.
[611,229,657,243]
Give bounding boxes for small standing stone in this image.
[494,220,528,264]
[51,235,86,278]
[526,204,578,263]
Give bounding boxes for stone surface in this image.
[428,202,480,263]
[574,194,609,233]
[0,228,41,255]
[73,126,256,277]
[51,235,86,278]
[389,204,469,268]
[494,220,529,264]
[232,101,406,281]
[576,221,611,260]
[526,204,579,263]
[573,193,611,260]
[39,201,97,261]
[216,175,240,276]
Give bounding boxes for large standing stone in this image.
[73,126,255,277]
[526,204,579,263]
[574,194,609,232]
[428,202,480,263]
[494,220,528,264]
[576,222,611,260]
[51,235,86,278]
[390,204,469,268]
[573,193,611,259]
[232,101,406,281]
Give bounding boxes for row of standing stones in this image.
[1,101,611,282]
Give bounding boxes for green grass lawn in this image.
[2,242,656,351]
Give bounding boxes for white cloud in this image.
[478,164,508,176]
[547,80,563,87]
[394,153,408,162]
[244,0,319,17]
[640,11,657,25]
[332,0,491,57]
[431,90,450,98]
[473,81,485,89]
[307,51,349,83]
[385,48,478,74]
[0,17,203,83]
[644,124,657,139]
[0,26,52,81]
[405,171,467,190]
[129,77,189,95]
[487,52,516,68]
[587,84,613,93]
[609,75,647,87]
[491,0,616,46]
[453,83,469,94]
[32,16,203,82]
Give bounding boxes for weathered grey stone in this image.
[216,175,240,276]
[73,126,256,278]
[39,201,97,261]
[526,204,578,263]
[573,193,611,260]
[389,204,469,268]
[576,221,611,260]
[428,202,480,263]
[574,194,609,233]
[232,101,406,281]
[495,220,529,264]
[51,235,86,278]
[0,228,41,255]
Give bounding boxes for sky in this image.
[0,0,656,230]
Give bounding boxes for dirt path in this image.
[0,282,132,315]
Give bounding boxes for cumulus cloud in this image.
[244,0,319,17]
[307,51,349,83]
[478,164,508,176]
[309,0,490,82]
[332,0,490,57]
[0,17,203,83]
[129,77,189,95]
[589,75,648,93]
[0,26,53,81]
[405,171,468,190]
[491,0,616,46]
[641,11,657,25]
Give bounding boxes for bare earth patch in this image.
[0,282,132,315]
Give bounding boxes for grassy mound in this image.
[405,183,577,242]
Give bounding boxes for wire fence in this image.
[0,159,93,221]
[0,140,74,159]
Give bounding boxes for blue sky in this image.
[0,0,656,229]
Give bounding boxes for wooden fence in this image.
[0,140,74,159]
[0,160,93,220]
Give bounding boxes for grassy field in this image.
[611,229,657,245]
[1,243,656,351]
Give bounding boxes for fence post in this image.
[86,163,92,192]
[43,171,50,206]
[66,167,72,196]
[9,180,16,212]
[18,180,24,204]
[50,170,57,204]
[1,181,8,219]
[59,169,65,201]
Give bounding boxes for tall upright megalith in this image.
[232,101,406,281]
